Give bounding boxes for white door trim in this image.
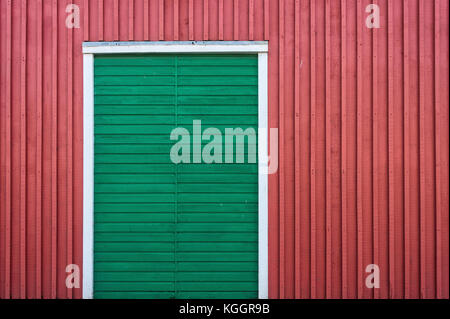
[82,41,269,299]
[257,52,269,299]
[82,53,94,299]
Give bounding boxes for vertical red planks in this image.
[83,0,89,41]
[437,0,449,300]
[434,0,449,300]
[218,0,223,40]
[233,0,239,40]
[341,0,348,299]
[325,0,332,299]
[4,0,12,299]
[310,0,317,299]
[264,0,269,40]
[423,0,437,299]
[72,0,84,300]
[418,0,428,298]
[35,0,43,299]
[278,0,285,299]
[434,0,442,299]
[66,0,74,300]
[356,0,363,299]
[298,0,311,300]
[188,0,194,40]
[361,0,374,300]
[24,0,35,298]
[388,0,395,298]
[330,0,343,299]
[392,0,405,299]
[403,0,411,299]
[98,0,104,41]
[293,0,300,299]
[249,0,254,40]
[314,0,327,298]
[57,0,68,298]
[0,0,448,300]
[203,0,209,40]
[372,0,380,300]
[128,0,134,40]
[50,0,58,299]
[159,0,164,40]
[267,0,279,299]
[19,0,27,299]
[113,0,119,40]
[346,0,358,299]
[173,0,179,40]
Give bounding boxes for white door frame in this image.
[82,41,269,299]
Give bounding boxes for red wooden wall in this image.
[0,0,448,299]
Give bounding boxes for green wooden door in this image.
[94,54,258,299]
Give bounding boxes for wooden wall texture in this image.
[0,0,448,299]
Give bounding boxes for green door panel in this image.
[93,54,258,299]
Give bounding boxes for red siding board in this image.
[0,0,448,299]
[293,0,300,299]
[35,0,43,299]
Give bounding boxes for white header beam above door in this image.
[82,41,268,54]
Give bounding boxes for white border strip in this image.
[82,42,269,299]
[258,52,269,299]
[82,53,94,299]
[82,41,268,54]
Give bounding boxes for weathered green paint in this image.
[93,54,258,299]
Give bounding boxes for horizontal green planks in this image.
[93,54,258,299]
